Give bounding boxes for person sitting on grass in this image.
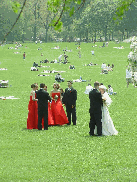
[91,50,95,56]
[54,58,57,63]
[64,53,68,62]
[58,54,62,62]
[111,64,114,68]
[101,63,108,74]
[43,59,49,63]
[55,73,64,82]
[108,85,117,95]
[33,62,38,67]
[69,65,75,69]
[55,73,63,82]
[107,64,112,71]
[87,62,93,66]
[31,67,38,71]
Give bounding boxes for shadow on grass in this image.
[83,134,107,138]
[22,128,38,132]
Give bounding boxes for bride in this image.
[95,85,118,136]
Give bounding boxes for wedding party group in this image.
[27,81,77,130]
[27,80,118,136]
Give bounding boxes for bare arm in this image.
[32,91,38,101]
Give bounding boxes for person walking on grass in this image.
[23,52,26,59]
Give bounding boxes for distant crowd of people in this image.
[101,63,114,74]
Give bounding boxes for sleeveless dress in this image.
[27,93,54,129]
[51,92,69,125]
[27,94,38,129]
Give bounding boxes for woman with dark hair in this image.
[56,83,60,90]
[27,84,38,129]
[60,88,64,98]
[50,83,69,125]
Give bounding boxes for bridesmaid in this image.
[27,84,38,129]
[50,83,69,125]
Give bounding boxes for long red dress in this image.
[51,92,69,125]
[42,102,54,128]
[27,94,54,129]
[27,95,38,129]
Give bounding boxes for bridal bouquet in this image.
[102,92,112,107]
[102,96,107,105]
[54,95,58,102]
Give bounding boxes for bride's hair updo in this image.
[99,85,107,91]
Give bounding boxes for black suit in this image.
[36,89,51,130]
[89,89,103,135]
[62,87,77,125]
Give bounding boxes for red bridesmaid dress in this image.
[51,92,69,125]
[27,94,38,129]
[42,102,54,128]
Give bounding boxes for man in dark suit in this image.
[89,81,103,136]
[62,81,77,125]
[36,83,51,130]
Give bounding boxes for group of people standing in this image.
[27,81,77,130]
[27,80,118,136]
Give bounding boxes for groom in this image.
[36,83,51,130]
[89,81,103,136]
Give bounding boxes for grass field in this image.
[0,41,137,182]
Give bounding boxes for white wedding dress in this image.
[94,92,118,136]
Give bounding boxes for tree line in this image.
[0,0,137,43]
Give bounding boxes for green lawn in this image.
[0,42,137,182]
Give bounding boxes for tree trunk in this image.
[79,32,81,42]
[94,32,96,42]
[86,29,88,42]
[105,25,107,41]
[109,34,111,41]
[112,32,113,40]
[34,26,36,42]
[121,33,123,41]
[45,29,48,42]
[33,3,37,42]
[123,31,125,40]
[22,33,24,43]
